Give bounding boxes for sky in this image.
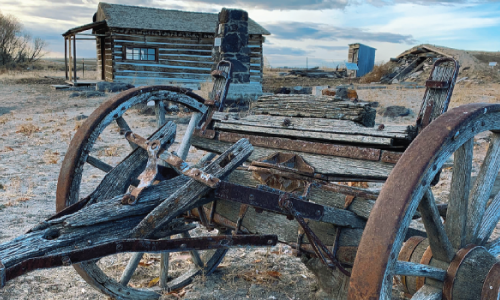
[1,0,499,67]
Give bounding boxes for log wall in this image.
[106,33,264,87]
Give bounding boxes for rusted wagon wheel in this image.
[349,103,500,300]
[56,86,227,299]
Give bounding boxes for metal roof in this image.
[96,2,270,35]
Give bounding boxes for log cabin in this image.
[62,2,270,88]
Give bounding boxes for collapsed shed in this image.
[62,2,270,87]
[381,45,452,84]
[348,43,376,77]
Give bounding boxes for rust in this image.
[415,246,433,291]
[233,204,249,235]
[189,206,250,234]
[416,57,460,133]
[443,245,478,300]
[210,69,229,78]
[252,152,315,176]
[194,128,216,139]
[344,195,355,209]
[481,262,500,300]
[380,151,404,164]
[215,181,324,221]
[56,85,207,212]
[218,132,381,161]
[122,139,162,205]
[279,193,350,276]
[124,131,150,149]
[397,236,425,295]
[4,234,278,284]
[165,154,220,188]
[319,182,379,200]
[348,103,500,300]
[290,243,357,265]
[426,80,450,89]
[421,100,435,129]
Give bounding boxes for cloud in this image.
[265,21,416,44]
[264,46,311,56]
[171,0,350,10]
[313,45,348,51]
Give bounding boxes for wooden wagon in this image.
[1,58,500,300]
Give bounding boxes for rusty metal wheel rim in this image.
[348,103,500,300]
[55,86,226,299]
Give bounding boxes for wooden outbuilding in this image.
[62,2,270,87]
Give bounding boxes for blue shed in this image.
[348,43,376,77]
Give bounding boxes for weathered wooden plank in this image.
[114,71,211,81]
[111,34,214,44]
[213,123,393,146]
[113,40,213,51]
[466,133,500,244]
[158,49,212,56]
[445,138,473,249]
[253,95,376,126]
[159,55,214,62]
[212,112,415,140]
[115,62,211,74]
[191,136,394,180]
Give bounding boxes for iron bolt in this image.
[315,210,321,216]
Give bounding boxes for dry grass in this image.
[43,149,60,164]
[16,123,41,136]
[3,177,34,204]
[359,62,393,84]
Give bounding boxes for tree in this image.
[0,11,47,67]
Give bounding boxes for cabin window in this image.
[124,47,157,61]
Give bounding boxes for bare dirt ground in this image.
[0,72,499,300]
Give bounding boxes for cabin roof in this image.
[96,2,270,35]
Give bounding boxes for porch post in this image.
[73,34,77,83]
[68,35,72,81]
[64,37,68,80]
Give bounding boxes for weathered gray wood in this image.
[477,190,500,245]
[466,133,500,245]
[446,138,473,249]
[418,189,455,262]
[87,122,176,206]
[253,95,376,126]
[393,261,446,281]
[486,237,500,256]
[181,232,204,268]
[191,136,394,180]
[119,252,144,285]
[130,139,254,238]
[155,100,166,128]
[213,112,414,140]
[410,285,442,300]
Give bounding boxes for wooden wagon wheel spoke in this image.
[115,115,138,150]
[86,155,113,173]
[393,261,446,281]
[445,138,473,249]
[466,133,500,245]
[479,190,500,247]
[348,103,500,300]
[181,231,204,268]
[418,188,455,262]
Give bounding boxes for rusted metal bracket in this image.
[233,204,249,235]
[278,193,351,277]
[215,181,324,220]
[122,138,162,205]
[425,80,449,89]
[164,154,220,188]
[252,152,315,176]
[3,234,278,284]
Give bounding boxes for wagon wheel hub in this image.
[400,238,500,300]
[443,245,499,300]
